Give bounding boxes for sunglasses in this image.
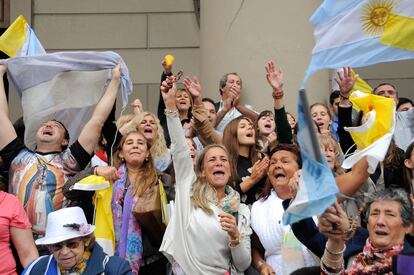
[49,238,82,252]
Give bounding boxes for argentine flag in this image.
[5,52,132,150]
[282,90,339,225]
[305,0,414,82]
[0,15,46,57]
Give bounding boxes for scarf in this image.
[59,250,91,275]
[347,238,403,275]
[111,164,143,274]
[208,185,240,215]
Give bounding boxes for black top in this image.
[234,155,266,205]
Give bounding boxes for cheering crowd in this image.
[0,58,413,275]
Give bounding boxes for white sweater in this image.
[251,190,319,275]
[160,111,252,275]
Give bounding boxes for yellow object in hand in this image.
[164,54,175,66]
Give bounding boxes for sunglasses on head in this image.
[49,238,82,252]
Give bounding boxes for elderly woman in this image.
[22,207,131,274]
[251,144,319,275]
[319,188,414,274]
[159,80,252,274]
[251,143,369,275]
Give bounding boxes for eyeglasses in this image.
[49,238,82,252]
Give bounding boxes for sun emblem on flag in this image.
[361,0,397,36]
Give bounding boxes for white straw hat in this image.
[35,207,95,245]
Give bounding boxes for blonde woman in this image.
[160,78,252,274]
[116,107,171,171]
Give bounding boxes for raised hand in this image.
[334,66,358,96]
[231,86,241,108]
[111,64,121,81]
[318,202,350,241]
[183,77,202,99]
[131,99,143,115]
[265,60,284,93]
[160,75,177,111]
[250,156,270,183]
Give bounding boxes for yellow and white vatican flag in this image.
[73,175,114,256]
[304,0,414,83]
[342,91,395,173]
[0,15,45,57]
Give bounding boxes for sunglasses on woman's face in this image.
[49,238,82,252]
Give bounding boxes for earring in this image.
[121,157,125,163]
[144,157,149,163]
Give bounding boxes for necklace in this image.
[35,153,58,186]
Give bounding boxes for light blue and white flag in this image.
[282,90,339,225]
[304,0,414,83]
[5,51,132,149]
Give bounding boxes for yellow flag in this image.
[347,91,394,149]
[94,184,115,254]
[0,15,27,57]
[351,69,372,94]
[72,175,114,254]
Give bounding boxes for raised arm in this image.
[0,64,17,150]
[161,76,193,178]
[265,60,293,144]
[78,65,121,155]
[215,96,232,127]
[234,96,258,122]
[184,77,222,145]
[335,67,359,154]
[161,77,194,221]
[335,156,369,200]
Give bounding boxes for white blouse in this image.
[160,111,252,275]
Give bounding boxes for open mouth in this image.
[264,123,272,129]
[246,132,254,138]
[374,230,388,236]
[42,129,53,136]
[144,128,153,134]
[213,170,225,177]
[274,172,286,180]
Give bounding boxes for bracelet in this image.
[272,90,284,100]
[93,166,98,176]
[164,109,179,117]
[228,236,240,248]
[339,92,349,100]
[320,258,344,275]
[325,243,346,256]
